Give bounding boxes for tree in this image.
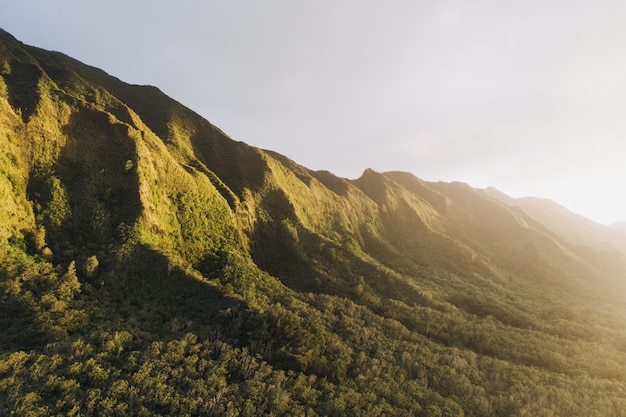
[83,256,99,279]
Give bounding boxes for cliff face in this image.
[2,29,626,416]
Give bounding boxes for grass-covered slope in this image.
[2,28,626,416]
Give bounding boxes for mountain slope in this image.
[2,29,626,416]
[612,221,626,233]
[485,187,626,255]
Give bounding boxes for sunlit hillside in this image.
[2,28,626,416]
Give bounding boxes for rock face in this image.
[2,28,626,416]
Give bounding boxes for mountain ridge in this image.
[485,187,626,256]
[2,28,626,416]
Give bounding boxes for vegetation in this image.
[2,27,626,415]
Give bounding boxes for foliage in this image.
[2,28,626,416]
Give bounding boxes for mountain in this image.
[484,187,626,255]
[611,221,626,233]
[2,28,626,416]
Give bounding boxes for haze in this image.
[3,1,625,224]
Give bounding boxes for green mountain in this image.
[2,29,626,416]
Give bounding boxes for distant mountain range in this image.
[2,28,626,416]
[484,187,626,255]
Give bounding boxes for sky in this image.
[2,1,626,224]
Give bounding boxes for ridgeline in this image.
[2,28,626,416]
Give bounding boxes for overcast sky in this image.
[3,1,626,224]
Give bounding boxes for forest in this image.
[2,28,626,416]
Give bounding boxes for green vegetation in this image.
[2,28,626,415]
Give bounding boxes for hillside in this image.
[484,187,626,256]
[2,28,626,416]
[613,221,626,233]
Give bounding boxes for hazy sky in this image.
[3,1,626,224]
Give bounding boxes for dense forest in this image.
[2,28,626,416]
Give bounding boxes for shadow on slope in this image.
[310,170,351,196]
[2,61,42,123]
[105,243,242,338]
[26,107,142,264]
